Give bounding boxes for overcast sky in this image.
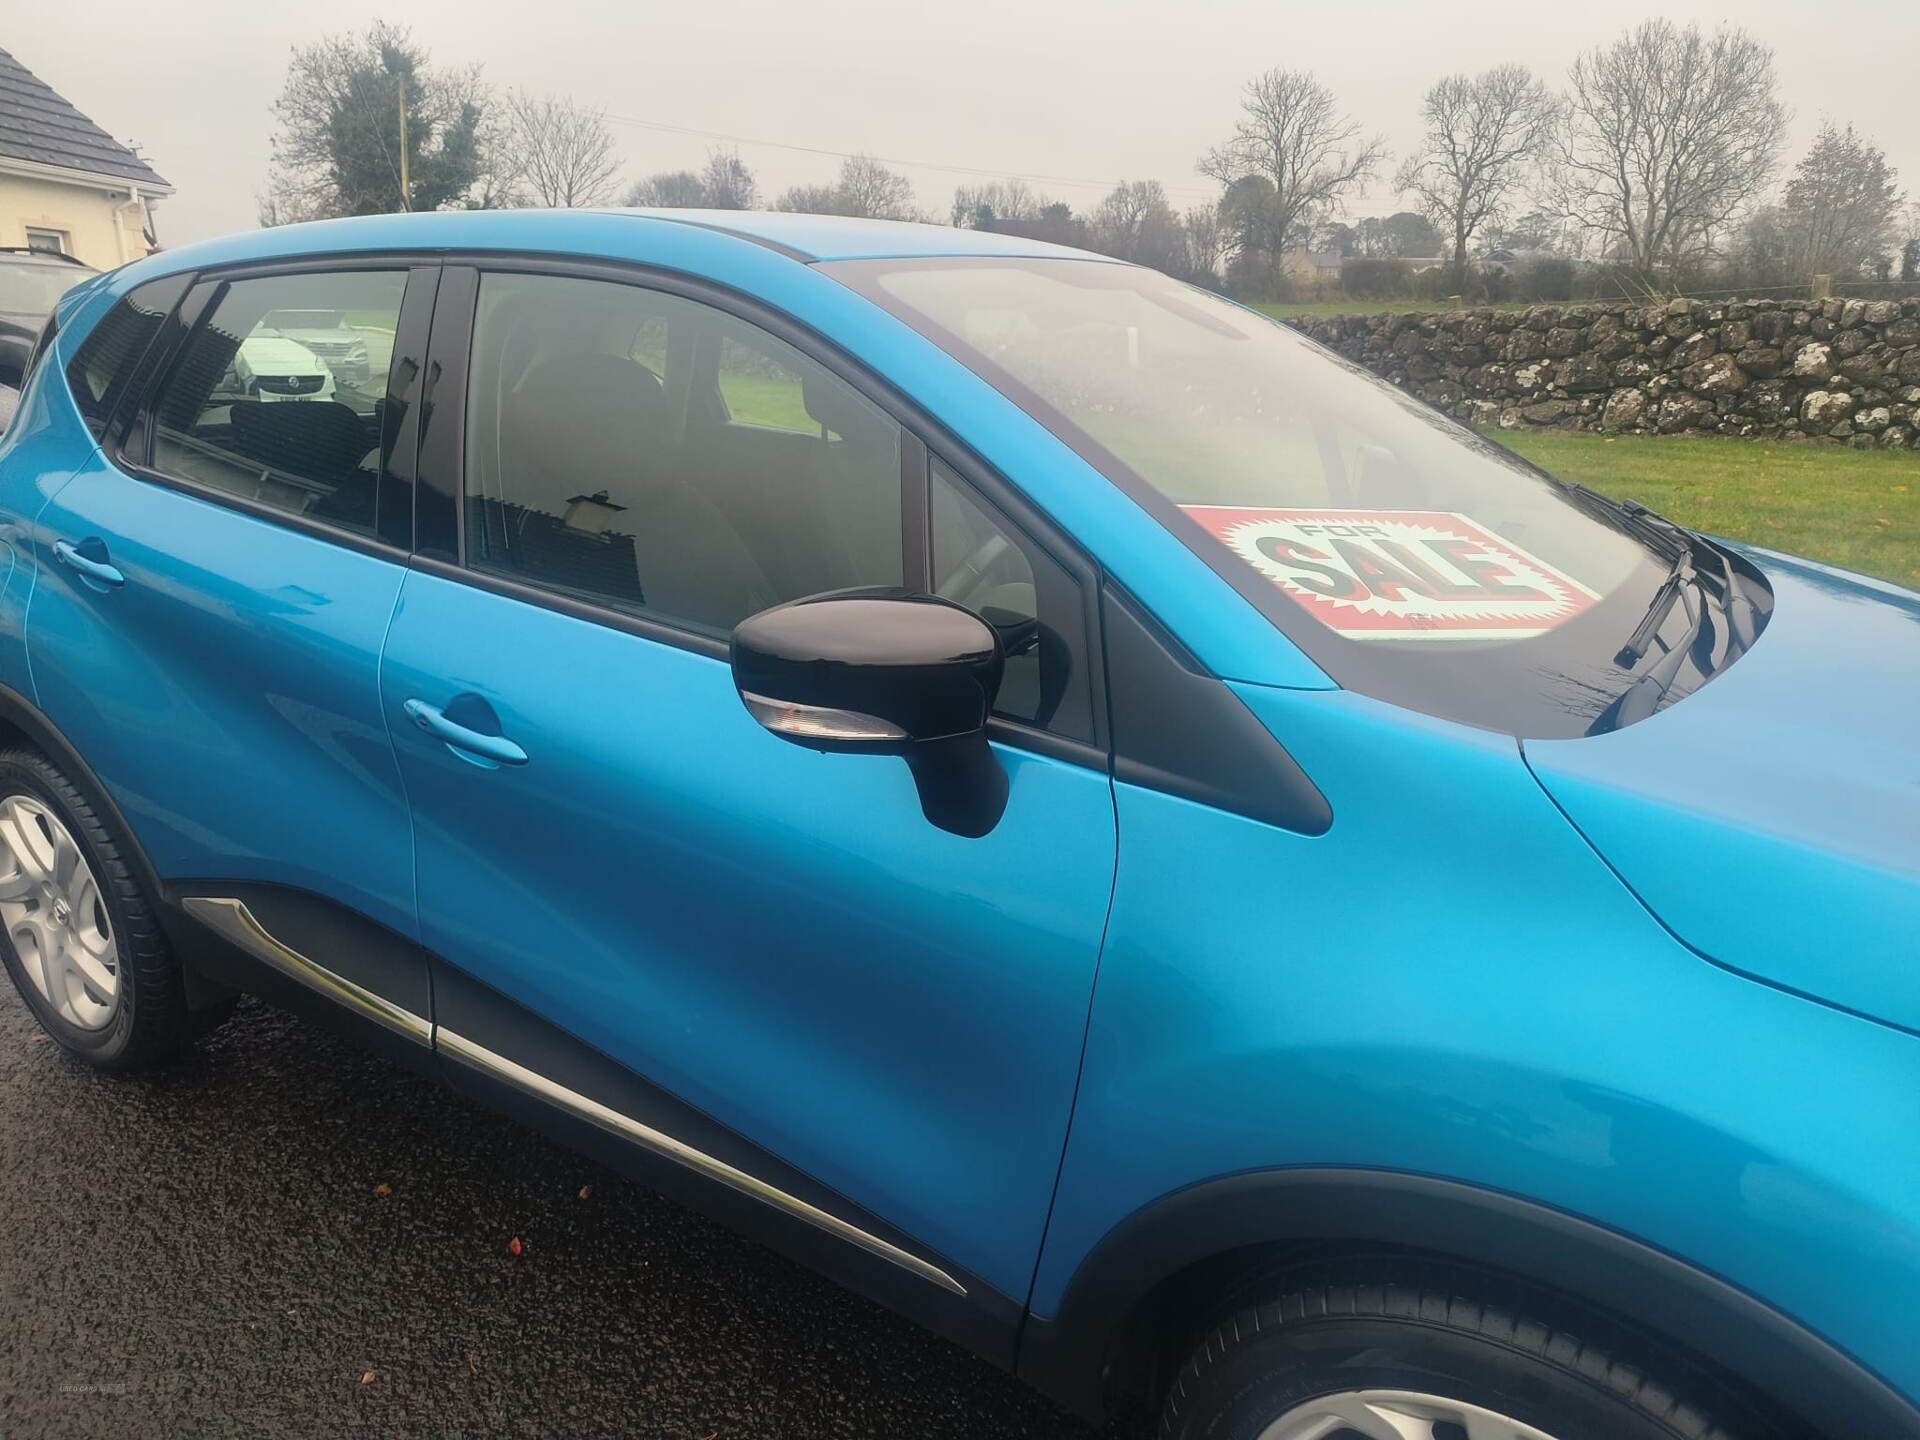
[10,0,1918,247]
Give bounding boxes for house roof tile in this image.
[0,47,168,189]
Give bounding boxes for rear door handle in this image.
[52,539,124,589]
[402,698,529,767]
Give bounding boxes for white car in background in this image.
[220,332,336,403]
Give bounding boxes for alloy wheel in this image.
[1257,1389,1563,1440]
[0,793,118,1030]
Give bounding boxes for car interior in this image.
[464,273,905,636]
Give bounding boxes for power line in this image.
[601,110,1222,203]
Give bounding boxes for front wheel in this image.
[1161,1261,1754,1440]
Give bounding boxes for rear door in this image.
[28,260,436,1013]
[381,263,1117,1327]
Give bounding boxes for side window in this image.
[930,460,1092,741]
[65,273,190,438]
[463,272,904,638]
[717,334,812,433]
[147,271,407,535]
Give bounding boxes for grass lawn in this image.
[718,372,817,432]
[1482,429,1920,591]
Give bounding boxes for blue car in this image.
[1,209,1916,1440]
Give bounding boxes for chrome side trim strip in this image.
[434,1027,968,1297]
[181,896,432,1047]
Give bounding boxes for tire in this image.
[1160,1259,1755,1440]
[0,747,196,1069]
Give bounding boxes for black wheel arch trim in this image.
[0,681,165,902]
[1016,1166,1920,1437]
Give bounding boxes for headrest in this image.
[801,370,886,442]
[229,400,369,480]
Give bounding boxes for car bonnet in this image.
[1523,545,1920,1033]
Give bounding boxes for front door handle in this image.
[403,697,528,767]
[52,539,124,589]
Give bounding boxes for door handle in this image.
[52,539,124,589]
[402,698,528,767]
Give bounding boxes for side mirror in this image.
[731,589,1010,838]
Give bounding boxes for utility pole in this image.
[397,76,411,211]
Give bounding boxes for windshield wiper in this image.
[1612,573,1708,728]
[1615,546,1701,667]
[1614,498,1759,653]
[1554,475,1759,663]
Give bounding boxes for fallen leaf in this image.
[361,1371,377,1386]
[374,1184,391,1197]
[468,1352,480,1376]
[508,1236,524,1256]
[578,1185,592,1201]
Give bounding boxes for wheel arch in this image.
[1015,1167,1920,1437]
[0,681,164,901]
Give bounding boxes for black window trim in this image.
[106,251,440,565]
[412,252,1110,766]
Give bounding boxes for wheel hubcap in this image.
[0,794,118,1030]
[1257,1389,1564,1440]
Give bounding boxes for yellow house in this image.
[0,46,171,270]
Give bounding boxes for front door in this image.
[381,265,1117,1316]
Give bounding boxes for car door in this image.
[28,260,437,1017]
[381,264,1117,1328]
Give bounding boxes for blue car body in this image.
[2,209,1917,1435]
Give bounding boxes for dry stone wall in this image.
[1281,296,1920,449]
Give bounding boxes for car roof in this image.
[594,208,1100,262]
[111,207,1115,284]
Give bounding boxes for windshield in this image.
[826,256,1763,737]
[0,258,94,318]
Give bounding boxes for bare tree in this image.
[1181,202,1227,283]
[620,149,756,209]
[776,156,917,220]
[834,155,917,220]
[775,183,843,215]
[1089,180,1190,272]
[499,91,620,208]
[1553,20,1787,273]
[623,170,707,207]
[1397,65,1556,285]
[1198,69,1385,284]
[699,149,758,210]
[951,178,1042,228]
[1780,122,1904,279]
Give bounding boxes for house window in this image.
[24,228,68,256]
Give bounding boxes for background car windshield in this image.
[828,256,1695,738]
[0,260,93,317]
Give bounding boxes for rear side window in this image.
[64,274,190,438]
[146,270,407,537]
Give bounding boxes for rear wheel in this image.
[1160,1261,1753,1440]
[0,748,197,1068]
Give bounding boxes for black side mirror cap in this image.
[731,589,1010,837]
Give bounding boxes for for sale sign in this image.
[1182,507,1600,639]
